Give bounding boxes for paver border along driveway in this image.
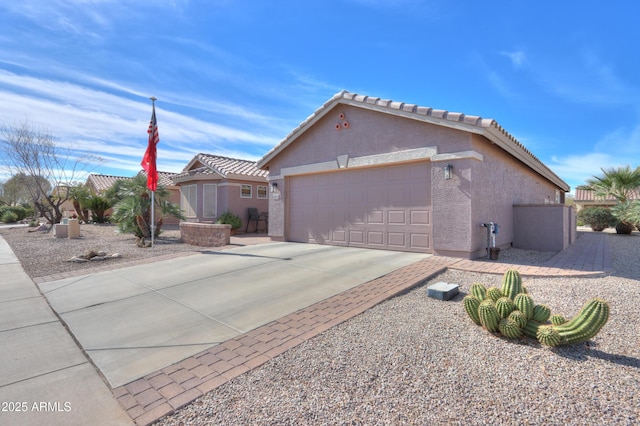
[37,242,428,388]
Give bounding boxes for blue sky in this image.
[1,0,639,193]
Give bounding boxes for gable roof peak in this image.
[258,90,569,191]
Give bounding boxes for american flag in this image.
[141,102,159,191]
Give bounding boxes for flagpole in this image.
[150,96,157,249]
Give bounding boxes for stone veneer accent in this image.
[180,222,231,247]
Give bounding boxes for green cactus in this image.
[470,283,487,301]
[553,298,610,345]
[486,287,503,302]
[537,325,561,347]
[523,320,541,339]
[514,293,535,320]
[499,318,523,339]
[532,304,552,323]
[501,269,523,300]
[463,295,482,326]
[478,299,500,332]
[550,314,567,325]
[495,297,516,319]
[508,310,527,329]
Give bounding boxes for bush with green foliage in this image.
[110,175,184,246]
[1,210,18,223]
[0,205,29,223]
[577,207,616,231]
[216,211,242,229]
[85,194,112,223]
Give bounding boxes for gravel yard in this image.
[0,223,202,279]
[155,232,639,426]
[1,224,638,425]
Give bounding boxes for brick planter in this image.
[180,222,231,247]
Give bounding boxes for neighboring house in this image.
[257,90,572,258]
[172,153,269,231]
[574,185,640,212]
[85,172,181,225]
[136,171,181,226]
[86,173,132,194]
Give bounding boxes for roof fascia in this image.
[482,126,569,191]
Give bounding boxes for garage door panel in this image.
[411,233,431,250]
[368,210,384,224]
[332,230,347,243]
[349,230,365,244]
[410,210,430,225]
[367,231,384,246]
[388,232,406,247]
[388,210,406,225]
[289,163,432,252]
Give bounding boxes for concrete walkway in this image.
[0,237,133,426]
[0,232,613,426]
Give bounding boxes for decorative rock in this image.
[427,282,459,301]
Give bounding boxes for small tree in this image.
[0,121,101,224]
[85,194,112,223]
[110,175,184,246]
[586,165,640,234]
[68,184,92,222]
[577,207,617,232]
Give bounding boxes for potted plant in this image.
[216,211,242,234]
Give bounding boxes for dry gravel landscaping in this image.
[0,223,202,280]
[1,223,638,425]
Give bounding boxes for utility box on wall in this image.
[513,204,576,252]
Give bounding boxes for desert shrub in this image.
[577,207,616,231]
[1,210,19,223]
[0,205,28,222]
[216,211,242,229]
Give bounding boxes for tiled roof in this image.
[176,153,269,179]
[87,174,132,193]
[574,186,640,202]
[137,170,179,187]
[257,90,569,191]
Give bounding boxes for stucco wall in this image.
[466,136,564,257]
[266,105,472,241]
[178,179,268,233]
[513,204,576,251]
[430,157,474,257]
[263,104,568,257]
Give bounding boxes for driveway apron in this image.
[37,242,428,388]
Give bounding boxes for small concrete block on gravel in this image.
[427,281,459,300]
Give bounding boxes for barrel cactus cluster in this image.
[463,269,609,347]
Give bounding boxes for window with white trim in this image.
[257,185,268,199]
[241,184,252,198]
[181,184,197,218]
[203,184,217,218]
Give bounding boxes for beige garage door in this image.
[288,162,432,253]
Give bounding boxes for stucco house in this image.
[86,172,181,225]
[172,153,269,231]
[574,185,640,212]
[257,90,573,258]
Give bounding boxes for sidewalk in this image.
[0,237,133,426]
[0,231,613,426]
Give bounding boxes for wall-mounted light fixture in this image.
[444,163,453,180]
[271,182,278,193]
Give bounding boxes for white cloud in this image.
[548,152,636,190]
[500,50,526,68]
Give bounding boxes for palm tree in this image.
[110,175,184,246]
[586,165,640,234]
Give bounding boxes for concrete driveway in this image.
[38,242,428,388]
